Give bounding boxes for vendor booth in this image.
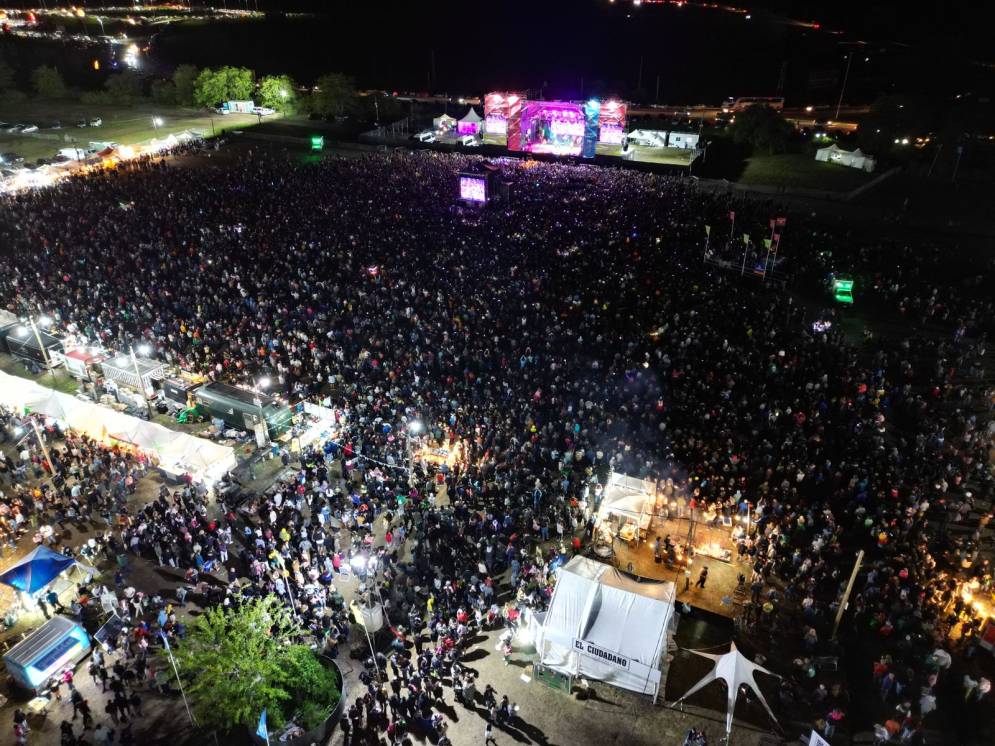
[100,354,168,398]
[3,615,91,692]
[0,370,236,483]
[0,324,64,368]
[535,556,676,701]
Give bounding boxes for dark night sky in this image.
[151,1,993,103]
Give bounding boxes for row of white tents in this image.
[0,370,235,483]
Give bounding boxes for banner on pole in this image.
[704,225,711,236]
[743,234,750,245]
[764,238,772,249]
[728,211,735,221]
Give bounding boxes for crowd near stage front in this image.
[590,473,753,619]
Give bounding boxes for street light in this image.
[129,344,155,419]
[25,315,56,379]
[406,419,424,485]
[152,116,164,129]
[253,377,271,446]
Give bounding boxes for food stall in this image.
[3,616,91,692]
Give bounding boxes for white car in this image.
[252,107,276,116]
[461,135,479,147]
[89,118,103,127]
[21,125,39,134]
[414,131,435,143]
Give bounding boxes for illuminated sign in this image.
[459,175,487,203]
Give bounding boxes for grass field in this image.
[737,152,875,192]
[0,100,263,162]
[627,145,695,166]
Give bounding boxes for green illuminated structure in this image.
[310,135,324,151]
[832,277,854,304]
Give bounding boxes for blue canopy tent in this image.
[0,546,77,594]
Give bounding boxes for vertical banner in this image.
[582,99,600,158]
[506,94,524,152]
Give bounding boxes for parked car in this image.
[413,131,436,143]
[21,125,39,133]
[251,107,275,116]
[89,118,102,127]
[5,124,25,133]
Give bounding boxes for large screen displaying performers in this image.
[520,100,586,156]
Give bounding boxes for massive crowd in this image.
[0,146,993,744]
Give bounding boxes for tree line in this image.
[0,60,364,119]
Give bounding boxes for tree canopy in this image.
[312,72,356,116]
[31,65,66,98]
[164,595,339,735]
[193,66,255,108]
[172,64,200,107]
[258,74,297,114]
[729,105,794,155]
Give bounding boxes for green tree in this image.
[258,74,297,113]
[0,60,15,91]
[164,595,339,734]
[221,65,255,100]
[172,64,199,106]
[104,71,143,103]
[31,65,66,98]
[151,79,177,105]
[729,105,794,155]
[313,72,356,116]
[193,66,256,108]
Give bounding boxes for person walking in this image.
[484,721,498,746]
[695,567,709,589]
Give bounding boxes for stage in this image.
[592,513,752,620]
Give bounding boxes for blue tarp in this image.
[0,546,77,594]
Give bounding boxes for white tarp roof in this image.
[460,107,483,123]
[536,556,675,698]
[674,642,780,737]
[0,371,235,482]
[598,471,655,519]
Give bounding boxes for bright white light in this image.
[115,357,130,367]
[805,105,814,112]
[13,427,23,437]
[37,315,52,327]
[349,555,368,572]
[258,377,271,389]
[408,420,424,434]
[15,327,28,338]
[280,89,289,99]
[137,344,152,356]
[901,138,909,145]
[152,116,164,127]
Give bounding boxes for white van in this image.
[414,131,436,143]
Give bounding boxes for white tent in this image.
[814,143,876,172]
[535,556,676,700]
[596,471,656,544]
[674,642,780,739]
[457,108,483,135]
[0,370,235,483]
[432,113,456,131]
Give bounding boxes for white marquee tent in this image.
[814,143,876,172]
[535,556,676,700]
[0,371,235,483]
[457,108,483,135]
[432,113,456,131]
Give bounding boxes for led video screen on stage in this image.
[519,101,585,156]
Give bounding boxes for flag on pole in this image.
[764,238,772,249]
[729,211,736,221]
[257,709,269,743]
[743,234,750,245]
[704,225,711,236]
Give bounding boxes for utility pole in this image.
[29,416,57,476]
[835,50,853,121]
[832,549,864,639]
[28,317,56,380]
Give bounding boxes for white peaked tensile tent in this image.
[814,143,876,172]
[457,108,483,135]
[535,556,676,701]
[674,642,780,739]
